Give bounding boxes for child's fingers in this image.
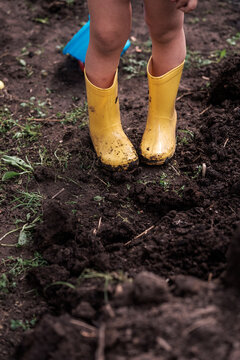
[174,0,198,13]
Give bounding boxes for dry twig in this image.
[124,225,155,246]
[198,105,212,116]
[51,188,65,199]
[95,324,106,360]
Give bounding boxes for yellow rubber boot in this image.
[84,70,138,170]
[140,58,184,165]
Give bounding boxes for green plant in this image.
[0,215,41,246]
[0,107,16,135]
[78,269,129,302]
[188,16,200,24]
[192,165,202,179]
[178,129,194,145]
[13,121,41,140]
[62,103,88,127]
[20,96,48,119]
[0,253,46,294]
[210,49,227,63]
[0,106,40,140]
[159,172,170,190]
[34,17,49,24]
[54,148,70,169]
[226,32,240,46]
[122,56,147,79]
[10,317,37,331]
[3,253,47,277]
[94,195,105,205]
[185,50,213,68]
[0,274,9,294]
[11,190,42,214]
[1,155,33,181]
[174,185,185,197]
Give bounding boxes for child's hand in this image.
[170,0,198,13]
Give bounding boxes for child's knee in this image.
[145,14,183,44]
[91,24,129,54]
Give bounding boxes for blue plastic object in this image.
[63,19,131,63]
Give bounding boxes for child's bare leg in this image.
[85,0,132,88]
[143,0,185,76]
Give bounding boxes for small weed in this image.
[1,155,33,181]
[3,253,47,278]
[0,253,46,294]
[0,107,16,135]
[192,165,202,179]
[117,212,130,224]
[13,122,41,140]
[159,172,170,190]
[174,185,185,198]
[11,191,42,214]
[38,147,53,167]
[20,96,47,119]
[54,148,70,169]
[0,215,41,247]
[10,317,37,331]
[178,129,194,145]
[226,32,240,46]
[62,103,88,127]
[17,58,27,67]
[122,56,147,79]
[188,16,200,24]
[78,269,130,302]
[94,195,105,205]
[210,49,227,63]
[0,274,9,294]
[185,50,213,68]
[34,17,49,24]
[0,107,40,140]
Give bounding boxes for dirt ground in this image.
[0,0,240,359]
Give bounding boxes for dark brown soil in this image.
[0,0,240,359]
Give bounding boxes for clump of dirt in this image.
[225,225,240,289]
[209,54,240,104]
[16,271,240,360]
[35,200,75,249]
[15,314,97,360]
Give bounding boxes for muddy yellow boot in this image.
[84,70,138,170]
[140,58,184,165]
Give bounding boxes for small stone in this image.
[72,301,96,320]
[173,275,212,296]
[133,271,169,304]
[0,80,5,90]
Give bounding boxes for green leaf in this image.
[2,155,33,171]
[2,171,20,181]
[18,230,29,246]
[18,59,26,67]
[94,195,104,202]
[34,17,49,24]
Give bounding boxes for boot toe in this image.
[94,134,139,170]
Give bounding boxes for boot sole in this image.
[140,149,175,166]
[100,158,139,172]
